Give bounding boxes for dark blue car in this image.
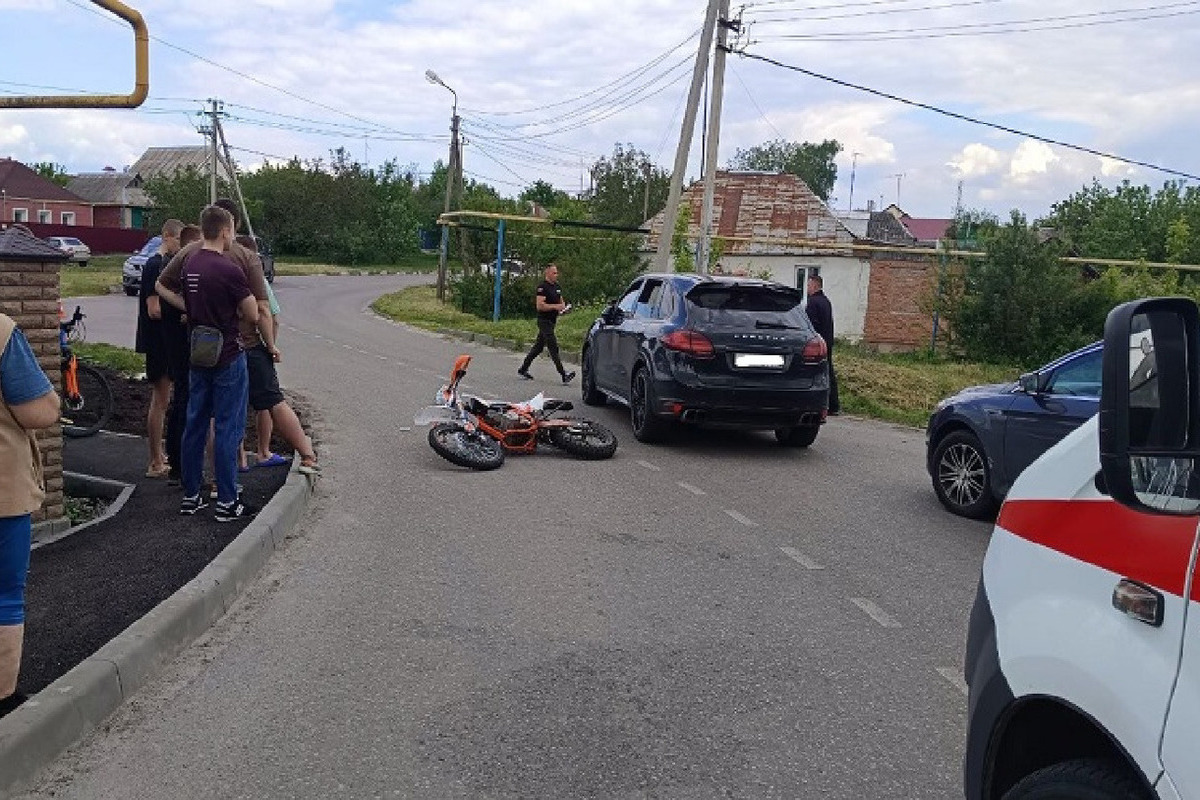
[925,342,1102,518]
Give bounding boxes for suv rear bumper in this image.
[652,378,828,429]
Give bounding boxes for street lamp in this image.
[427,69,460,302]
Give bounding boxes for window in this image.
[1046,350,1102,397]
[60,211,76,225]
[796,265,820,302]
[616,281,642,314]
[12,209,28,223]
[37,210,51,224]
[635,279,666,319]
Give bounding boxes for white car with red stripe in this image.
[965,298,1200,800]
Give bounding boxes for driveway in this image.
[30,275,989,798]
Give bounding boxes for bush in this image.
[451,271,542,319]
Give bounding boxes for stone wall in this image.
[0,245,66,530]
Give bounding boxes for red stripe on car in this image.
[997,499,1200,602]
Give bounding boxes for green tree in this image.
[32,161,71,188]
[589,143,669,229]
[728,139,842,201]
[1167,218,1191,264]
[143,166,222,231]
[519,180,572,212]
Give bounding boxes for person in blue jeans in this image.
[157,205,260,521]
[0,312,60,718]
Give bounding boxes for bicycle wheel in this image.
[62,363,113,438]
[548,418,618,460]
[427,423,505,471]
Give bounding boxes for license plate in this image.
[734,353,785,368]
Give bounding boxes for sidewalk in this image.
[20,431,291,695]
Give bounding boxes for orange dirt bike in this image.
[415,355,619,471]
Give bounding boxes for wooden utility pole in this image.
[207,98,223,204]
[215,116,256,239]
[653,0,722,273]
[696,0,732,274]
[642,160,652,223]
[436,109,460,301]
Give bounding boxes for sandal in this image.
[146,464,170,478]
[298,454,321,475]
[255,453,289,468]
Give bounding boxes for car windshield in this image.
[685,284,809,328]
[63,238,83,246]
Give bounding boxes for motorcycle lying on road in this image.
[415,355,618,471]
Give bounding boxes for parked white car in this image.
[45,236,90,265]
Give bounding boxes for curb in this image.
[30,472,136,552]
[0,461,316,798]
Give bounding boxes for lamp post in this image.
[427,69,460,302]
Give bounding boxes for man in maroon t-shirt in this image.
[160,205,260,520]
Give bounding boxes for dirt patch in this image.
[95,366,315,455]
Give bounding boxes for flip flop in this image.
[255,453,289,468]
[145,465,170,479]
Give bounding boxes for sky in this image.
[2,0,1198,220]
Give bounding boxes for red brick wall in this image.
[93,206,123,228]
[863,256,937,350]
[0,259,64,523]
[2,197,93,227]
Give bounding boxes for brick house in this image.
[642,172,939,347]
[0,158,93,227]
[66,168,150,229]
[0,225,67,531]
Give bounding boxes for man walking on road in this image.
[805,273,839,415]
[0,312,60,718]
[518,263,575,384]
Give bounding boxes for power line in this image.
[736,50,1200,182]
[728,62,787,140]
[748,0,1003,22]
[464,27,701,117]
[470,142,530,187]
[753,1,1200,40]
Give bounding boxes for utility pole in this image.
[214,115,255,240]
[848,151,861,211]
[426,70,459,302]
[653,0,722,273]
[697,0,733,274]
[206,98,223,204]
[642,160,652,223]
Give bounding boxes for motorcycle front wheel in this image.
[548,419,618,460]
[428,423,506,471]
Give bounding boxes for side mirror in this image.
[1100,297,1200,515]
[602,303,623,325]
[1018,372,1042,394]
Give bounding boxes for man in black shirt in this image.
[518,264,576,384]
[805,274,839,415]
[135,219,183,477]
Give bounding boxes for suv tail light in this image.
[801,336,828,364]
[661,329,715,359]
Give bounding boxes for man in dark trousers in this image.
[518,263,575,384]
[805,273,840,415]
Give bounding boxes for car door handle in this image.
[1112,579,1164,627]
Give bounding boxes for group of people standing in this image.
[137,199,318,521]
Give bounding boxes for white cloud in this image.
[1009,141,1059,183]
[948,144,1003,179]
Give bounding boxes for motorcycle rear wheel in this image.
[428,424,506,471]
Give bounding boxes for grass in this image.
[60,255,125,297]
[74,342,145,375]
[373,285,1024,428]
[372,285,601,352]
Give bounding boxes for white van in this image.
[965,297,1199,800]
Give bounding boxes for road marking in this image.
[850,597,902,628]
[936,667,969,697]
[377,355,388,361]
[342,344,353,350]
[780,546,824,570]
[637,460,662,472]
[725,509,758,527]
[356,349,371,355]
[677,481,706,496]
[398,426,412,433]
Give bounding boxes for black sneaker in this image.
[561,370,576,384]
[180,494,209,515]
[517,369,534,380]
[214,496,259,523]
[0,691,28,719]
[167,470,181,487]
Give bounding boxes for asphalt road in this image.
[29,276,992,798]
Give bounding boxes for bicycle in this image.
[59,306,113,438]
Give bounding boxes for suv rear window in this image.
[685,284,810,328]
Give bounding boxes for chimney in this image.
[867,200,876,213]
